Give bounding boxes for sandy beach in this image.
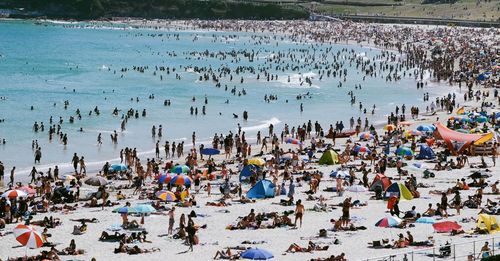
[0,19,499,261]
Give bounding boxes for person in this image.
[8,166,15,186]
[168,207,175,235]
[186,221,196,251]
[440,192,449,217]
[213,248,240,260]
[341,197,351,227]
[390,199,400,218]
[478,242,491,259]
[294,199,304,228]
[451,190,461,215]
[405,231,414,245]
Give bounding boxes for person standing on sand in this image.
[8,166,15,187]
[29,166,37,183]
[0,161,4,183]
[440,193,449,218]
[168,207,175,235]
[72,153,79,174]
[79,156,86,175]
[294,199,304,227]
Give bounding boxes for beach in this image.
[0,19,499,261]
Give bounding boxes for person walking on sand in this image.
[168,207,175,235]
[294,199,304,227]
[72,153,79,174]
[8,166,15,187]
[79,156,86,175]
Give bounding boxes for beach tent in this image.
[476,214,500,234]
[240,164,259,182]
[433,122,493,155]
[318,150,339,165]
[416,144,436,160]
[369,174,391,191]
[247,179,275,199]
[384,183,413,200]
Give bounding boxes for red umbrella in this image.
[432,221,462,233]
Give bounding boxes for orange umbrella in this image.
[13,224,43,249]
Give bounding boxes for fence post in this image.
[492,237,495,256]
[472,241,477,260]
[433,247,435,261]
[411,251,414,261]
[453,244,456,260]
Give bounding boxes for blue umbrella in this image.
[110,164,128,172]
[416,125,435,132]
[112,206,137,214]
[416,217,436,224]
[201,148,220,156]
[241,248,274,260]
[133,204,156,214]
[330,170,350,179]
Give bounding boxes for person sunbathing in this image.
[71,218,98,223]
[99,231,125,241]
[213,248,241,260]
[126,245,160,254]
[206,200,229,207]
[72,221,87,235]
[285,243,312,253]
[124,220,140,229]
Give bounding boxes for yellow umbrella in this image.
[248,158,265,166]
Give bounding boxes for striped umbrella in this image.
[353,145,371,154]
[156,190,176,202]
[13,224,43,249]
[285,138,303,145]
[375,216,402,228]
[157,174,172,184]
[170,165,190,174]
[17,186,36,195]
[112,206,137,214]
[170,174,192,186]
[359,132,374,140]
[2,189,28,199]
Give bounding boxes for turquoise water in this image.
[0,20,442,174]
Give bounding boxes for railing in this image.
[364,236,499,261]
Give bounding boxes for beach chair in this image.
[439,245,451,257]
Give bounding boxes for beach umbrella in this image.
[329,170,350,179]
[383,124,396,131]
[156,190,176,202]
[396,147,413,156]
[13,224,43,249]
[416,125,435,132]
[170,165,190,174]
[2,189,27,199]
[170,174,192,186]
[359,132,374,140]
[353,145,371,154]
[110,164,128,172]
[398,121,412,126]
[375,216,402,228]
[416,217,436,224]
[157,173,172,184]
[248,158,265,166]
[433,221,462,233]
[405,130,423,137]
[133,204,156,214]
[64,175,77,182]
[285,138,303,145]
[348,185,367,193]
[84,176,108,186]
[241,248,274,260]
[17,186,36,195]
[201,148,220,156]
[112,206,137,214]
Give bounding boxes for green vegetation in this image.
[310,0,500,21]
[0,0,309,20]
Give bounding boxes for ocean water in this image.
[0,20,445,175]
